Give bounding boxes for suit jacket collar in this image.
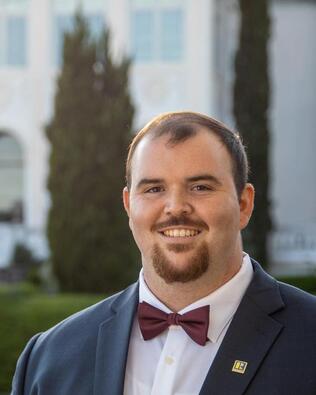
[93,282,139,395]
[93,260,285,395]
[199,259,285,394]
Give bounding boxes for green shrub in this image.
[46,12,138,294]
[11,243,40,268]
[0,282,39,298]
[277,276,316,294]
[0,288,104,393]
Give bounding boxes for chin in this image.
[151,242,210,284]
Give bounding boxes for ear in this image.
[123,186,130,217]
[239,183,255,230]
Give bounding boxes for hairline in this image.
[126,112,248,198]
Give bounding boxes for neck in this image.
[143,257,242,312]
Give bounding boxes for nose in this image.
[163,190,193,216]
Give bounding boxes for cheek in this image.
[128,202,154,240]
[129,214,154,258]
[129,204,149,231]
[130,196,161,225]
[204,201,240,230]
[128,215,145,253]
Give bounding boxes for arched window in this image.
[0,132,23,222]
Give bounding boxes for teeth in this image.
[162,229,199,237]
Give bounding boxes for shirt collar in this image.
[138,253,253,343]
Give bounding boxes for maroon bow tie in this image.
[138,301,210,346]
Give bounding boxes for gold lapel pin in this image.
[232,360,248,374]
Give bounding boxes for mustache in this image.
[151,215,209,232]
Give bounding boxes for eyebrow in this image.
[186,174,222,186]
[136,174,222,190]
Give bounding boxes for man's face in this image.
[123,129,254,286]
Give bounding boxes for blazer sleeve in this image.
[11,333,42,395]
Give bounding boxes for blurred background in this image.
[0,0,316,391]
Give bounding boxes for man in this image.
[12,112,316,394]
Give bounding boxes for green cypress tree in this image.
[46,13,138,293]
[233,0,272,266]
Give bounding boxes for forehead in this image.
[130,129,234,185]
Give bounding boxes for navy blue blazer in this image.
[11,260,316,394]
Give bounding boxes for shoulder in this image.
[250,258,316,327]
[13,283,138,384]
[277,279,316,319]
[33,282,138,350]
[12,283,139,393]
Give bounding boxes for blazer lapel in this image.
[200,261,285,395]
[93,283,139,395]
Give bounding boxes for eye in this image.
[192,184,213,192]
[145,186,164,193]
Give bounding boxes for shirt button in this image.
[165,356,174,365]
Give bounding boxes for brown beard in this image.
[152,241,209,283]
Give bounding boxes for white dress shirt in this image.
[123,254,253,395]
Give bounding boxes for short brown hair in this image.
[126,111,248,198]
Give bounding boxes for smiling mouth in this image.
[159,228,201,238]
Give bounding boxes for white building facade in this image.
[0,0,315,275]
[214,0,316,275]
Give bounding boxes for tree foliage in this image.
[46,13,138,293]
[233,0,272,266]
